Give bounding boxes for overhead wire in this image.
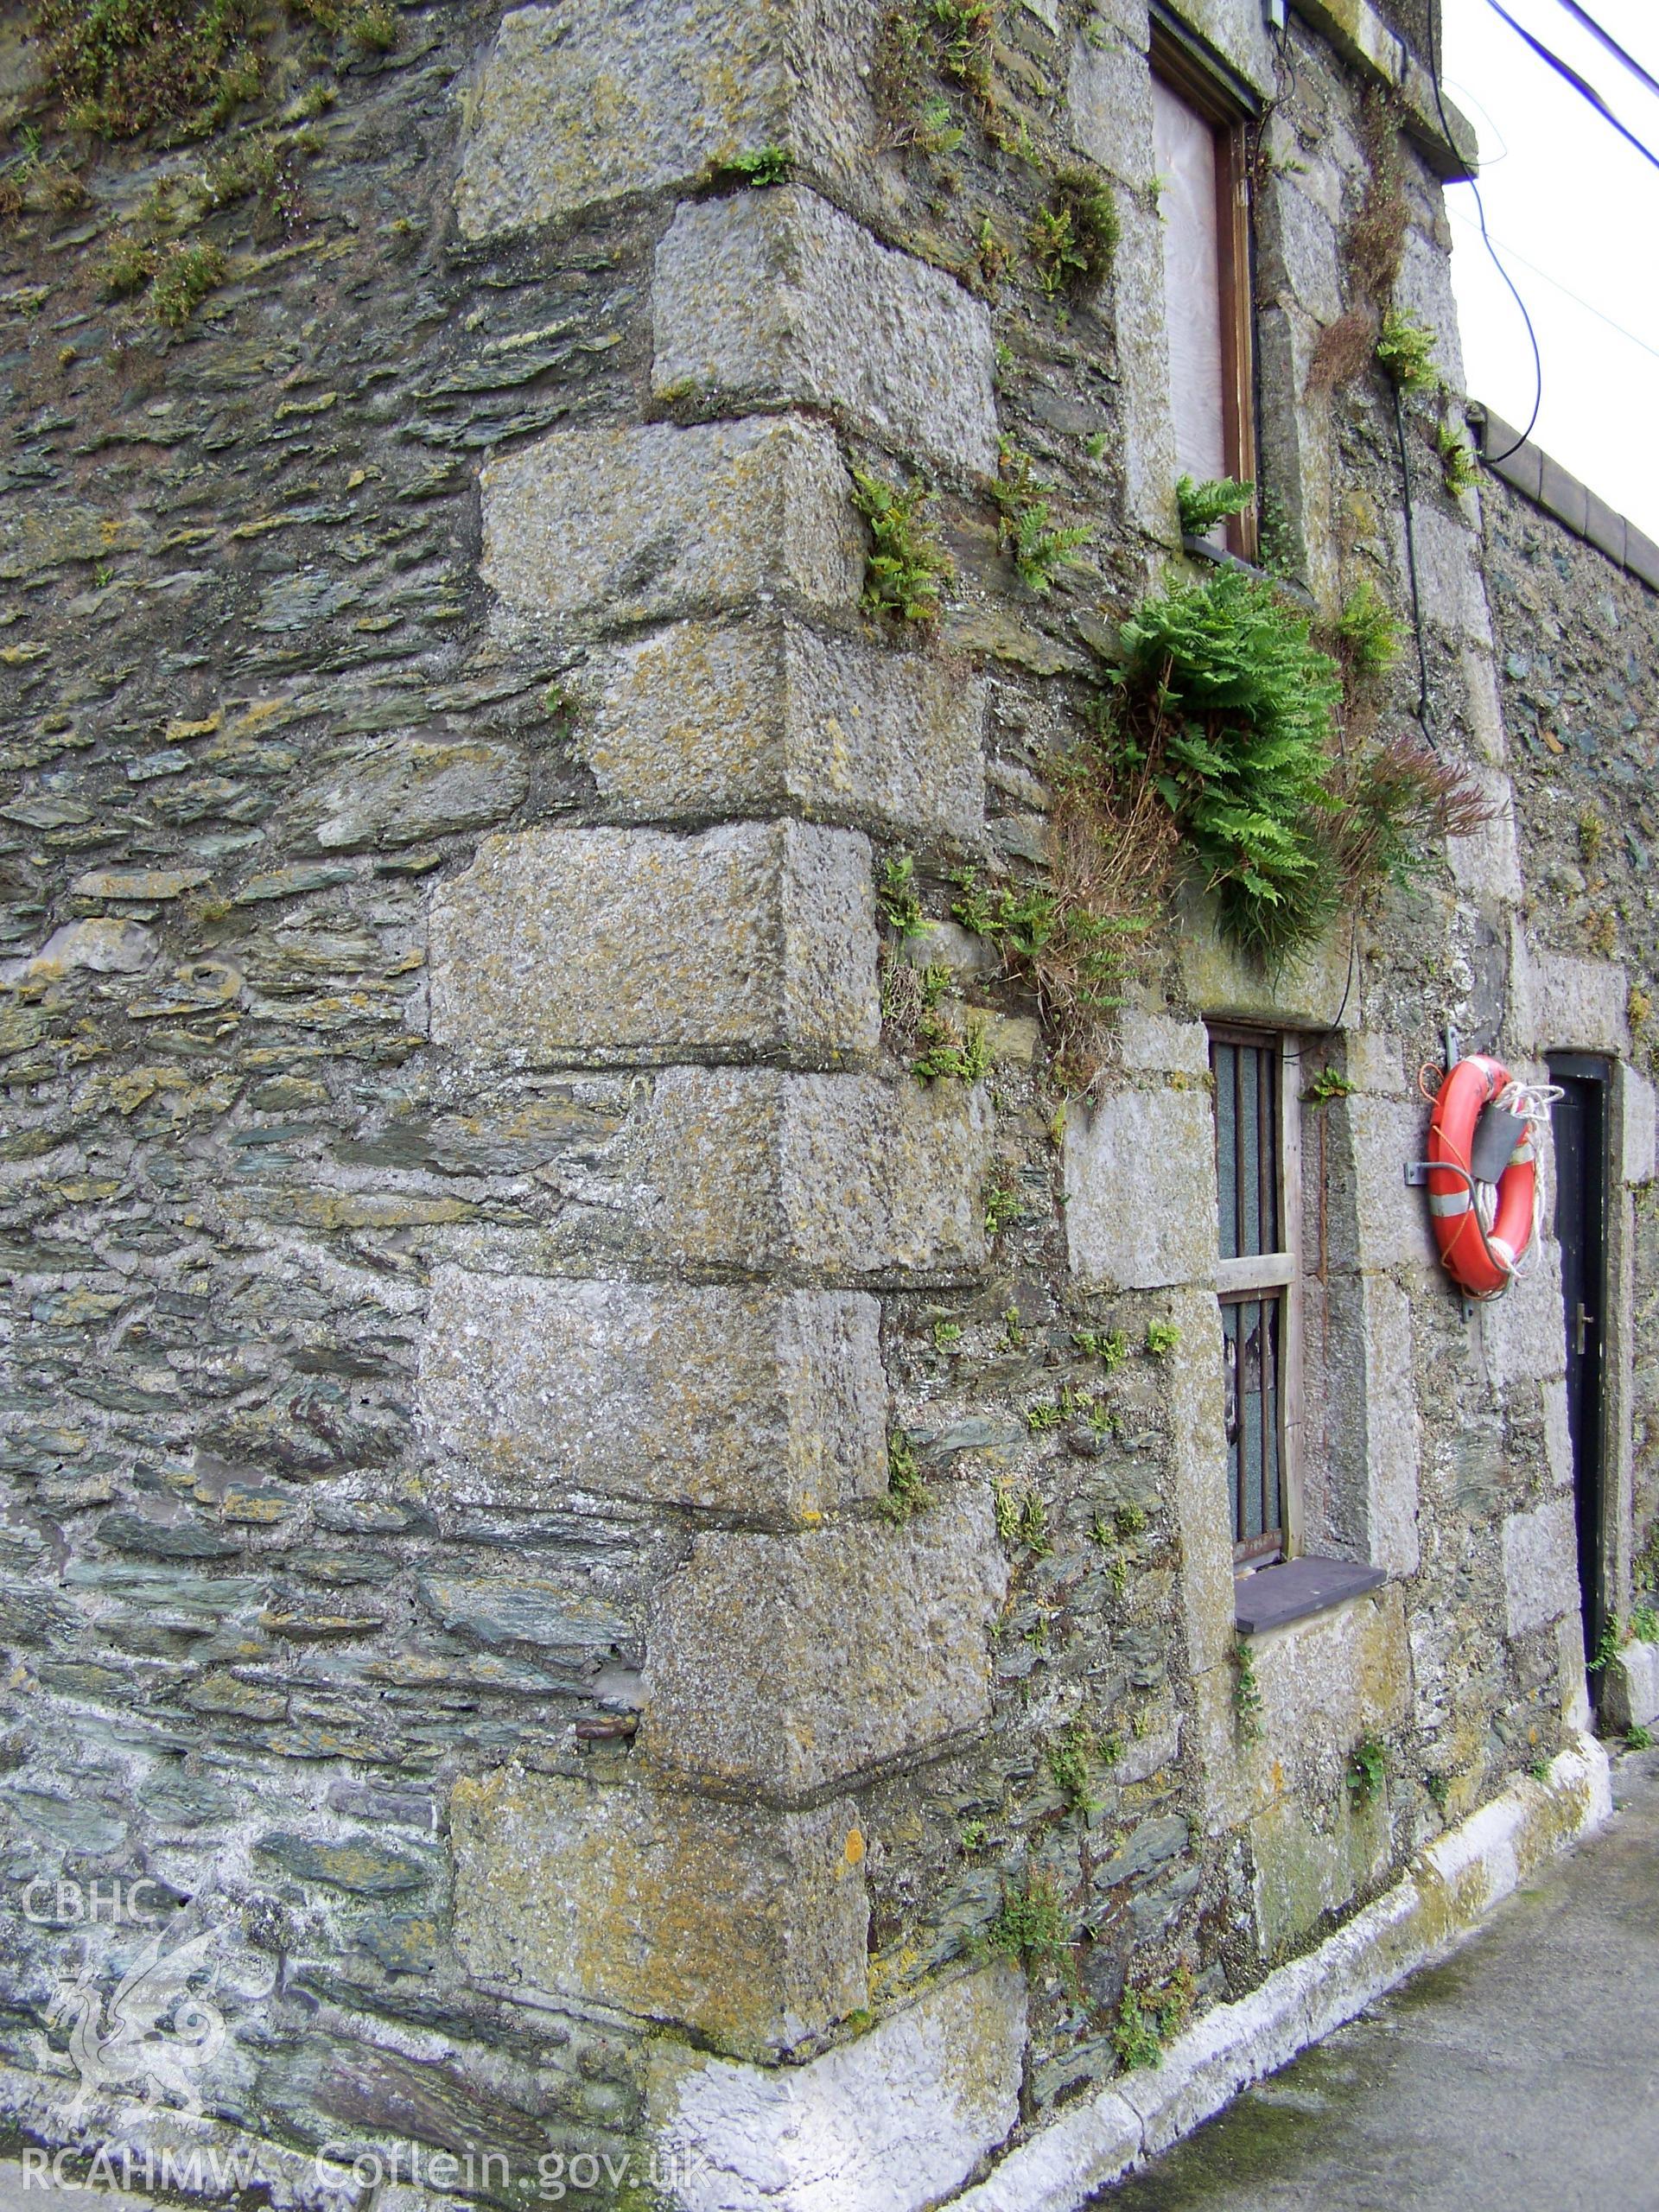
[1549,0,1659,108]
[1266,4,1653,1062]
[1445,205,1659,364]
[1482,0,1659,171]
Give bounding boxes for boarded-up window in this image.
[1153,76,1227,494]
[1151,53,1256,559]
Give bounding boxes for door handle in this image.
[1224,1333,1238,1442]
[1573,1302,1594,1355]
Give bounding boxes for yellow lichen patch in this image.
[183,1672,287,1720]
[865,1942,925,2006]
[70,868,210,901]
[245,1190,478,1232]
[80,1065,198,1117]
[450,1767,868,2059]
[218,1484,291,1524]
[224,697,292,740]
[47,1287,125,1326]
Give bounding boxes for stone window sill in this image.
[1235,1555,1388,1637]
[1180,532,1316,611]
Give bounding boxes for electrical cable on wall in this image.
[1392,381,1434,741]
[1430,7,1543,462]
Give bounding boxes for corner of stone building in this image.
[644,1963,1027,2212]
[430,9,1027,2205]
[0,1,1636,2204]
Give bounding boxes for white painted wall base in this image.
[944,1736,1609,2212]
[650,1966,1026,2212]
[0,1745,1609,2212]
[1602,1640,1659,1733]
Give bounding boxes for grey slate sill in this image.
[1235,1555,1388,1637]
[1179,533,1317,613]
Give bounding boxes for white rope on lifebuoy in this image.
[1473,1077,1562,1281]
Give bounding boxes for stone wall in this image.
[0,2,1637,2207]
[1478,427,1659,1614]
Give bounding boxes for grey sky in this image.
[1442,0,1659,542]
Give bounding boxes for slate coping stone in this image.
[1235,1555,1388,1636]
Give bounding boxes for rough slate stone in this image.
[1234,1556,1388,1637]
[421,1066,991,1281]
[1064,1084,1218,1289]
[1067,15,1154,187]
[1601,1639,1659,1733]
[1479,1238,1568,1389]
[649,1964,1026,2212]
[0,918,155,986]
[581,615,986,843]
[645,1065,994,1277]
[1319,1271,1423,1579]
[295,736,529,852]
[1622,1066,1656,1187]
[455,0,876,243]
[1321,1091,1440,1274]
[255,1831,430,1895]
[1501,1497,1579,1638]
[1510,944,1630,1057]
[417,1572,630,1651]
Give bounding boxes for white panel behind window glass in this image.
[1152,76,1227,499]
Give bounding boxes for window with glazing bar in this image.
[1211,1027,1300,1563]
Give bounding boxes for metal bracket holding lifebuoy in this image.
[1404,1160,1476,1323]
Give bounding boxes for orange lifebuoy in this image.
[1426,1054,1537,1299]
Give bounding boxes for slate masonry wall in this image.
[0,1,1641,2207]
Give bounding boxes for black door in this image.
[1548,1056,1610,1672]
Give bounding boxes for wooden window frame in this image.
[1149,19,1259,563]
[1210,1025,1303,1566]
